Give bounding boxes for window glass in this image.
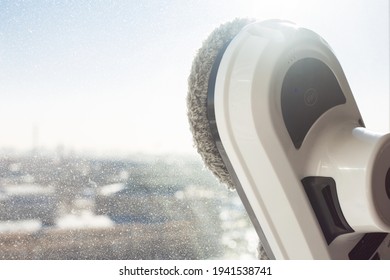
[0,0,388,259]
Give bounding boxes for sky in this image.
[0,0,388,156]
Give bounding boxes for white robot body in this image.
[209,20,390,259]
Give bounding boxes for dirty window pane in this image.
[0,155,257,259]
[0,1,387,260]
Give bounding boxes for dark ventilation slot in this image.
[302,176,354,244]
[370,252,381,260]
[349,233,387,260]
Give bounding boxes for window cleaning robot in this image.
[187,19,390,259]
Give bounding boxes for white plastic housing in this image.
[307,125,390,232]
[213,20,390,259]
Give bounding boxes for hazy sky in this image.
[0,0,388,156]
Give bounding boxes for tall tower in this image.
[32,125,39,154]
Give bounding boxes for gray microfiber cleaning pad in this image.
[187,18,253,190]
[187,19,269,259]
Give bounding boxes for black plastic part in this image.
[281,58,346,149]
[370,252,381,260]
[207,40,231,143]
[302,176,354,244]
[349,233,387,260]
[385,168,390,200]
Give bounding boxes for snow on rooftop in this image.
[0,219,41,233]
[0,184,55,196]
[98,183,125,196]
[56,211,114,229]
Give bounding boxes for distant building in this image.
[0,184,58,226]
